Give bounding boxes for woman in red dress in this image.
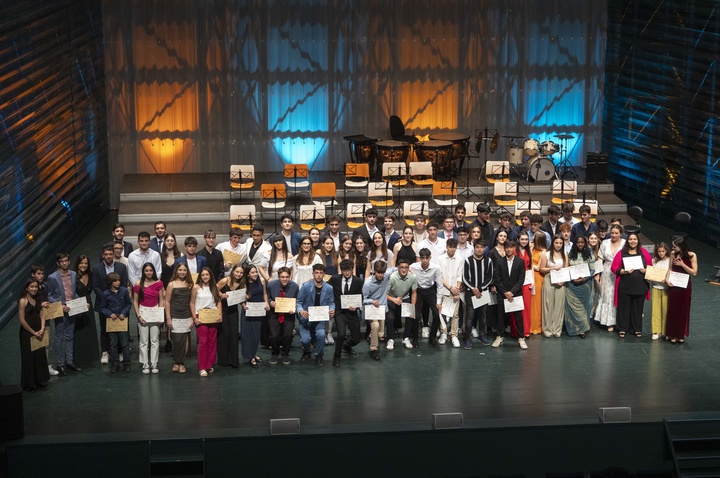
[665,236,698,343]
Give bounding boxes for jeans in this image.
[54,314,75,366]
[109,331,129,366]
[298,319,326,356]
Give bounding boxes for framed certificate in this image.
[471,293,491,309]
[274,297,296,314]
[66,297,88,317]
[668,271,690,288]
[139,306,165,323]
[401,302,414,318]
[198,308,220,324]
[106,317,129,332]
[30,333,49,352]
[364,305,386,321]
[171,318,192,334]
[222,249,243,265]
[245,302,267,317]
[226,288,247,306]
[550,267,571,284]
[308,305,330,322]
[524,269,534,286]
[569,263,591,280]
[45,302,64,319]
[623,255,644,271]
[340,294,362,309]
[503,296,524,313]
[644,266,667,282]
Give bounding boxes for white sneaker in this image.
[422,327,430,338]
[651,333,660,340]
[142,363,150,375]
[471,327,479,338]
[386,339,394,350]
[451,336,460,348]
[492,336,504,348]
[48,365,59,376]
[151,364,159,374]
[403,338,414,349]
[438,333,447,345]
[436,329,441,338]
[119,353,124,362]
[100,352,109,364]
[518,338,528,350]
[326,335,335,345]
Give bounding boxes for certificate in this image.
[171,318,192,334]
[503,296,524,313]
[440,296,458,317]
[191,273,199,284]
[222,249,243,265]
[340,294,362,309]
[364,305,386,321]
[274,297,296,314]
[524,269,534,286]
[198,308,220,324]
[30,333,49,352]
[623,255,644,271]
[308,305,330,322]
[245,302,267,317]
[594,259,603,274]
[139,306,165,323]
[471,293,491,309]
[644,266,667,282]
[550,267,571,284]
[106,317,129,332]
[323,274,332,282]
[45,302,64,319]
[226,288,247,306]
[401,302,414,318]
[569,263,591,280]
[668,271,690,288]
[66,297,88,317]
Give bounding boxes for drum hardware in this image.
[476,127,500,203]
[554,133,578,179]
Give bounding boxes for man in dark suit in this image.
[492,240,528,350]
[47,252,83,375]
[92,244,129,365]
[327,259,365,367]
[352,207,383,243]
[111,222,134,257]
[174,236,207,276]
[541,204,561,238]
[148,221,167,253]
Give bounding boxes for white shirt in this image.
[185,257,198,274]
[216,241,245,276]
[436,252,464,299]
[455,242,473,263]
[417,237,447,266]
[128,248,162,285]
[409,262,442,289]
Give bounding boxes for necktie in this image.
[344,279,350,294]
[278,289,285,324]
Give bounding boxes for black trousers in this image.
[497,296,523,338]
[387,300,410,339]
[463,291,488,339]
[268,312,295,356]
[334,311,361,358]
[616,292,644,334]
[414,286,439,342]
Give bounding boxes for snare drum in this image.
[506,145,524,164]
[541,140,558,156]
[523,139,540,157]
[375,140,410,165]
[527,156,556,182]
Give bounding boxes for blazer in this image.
[267,231,302,256]
[493,255,526,298]
[148,236,164,253]
[352,225,384,244]
[47,269,78,305]
[174,255,207,274]
[296,280,335,323]
[91,261,129,310]
[327,274,364,314]
[540,220,558,238]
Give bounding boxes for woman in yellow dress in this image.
[530,233,548,335]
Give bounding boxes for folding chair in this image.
[230,165,255,202]
[346,202,372,229]
[311,182,339,217]
[229,204,256,231]
[382,162,408,187]
[408,161,434,196]
[514,200,542,225]
[344,163,370,212]
[485,160,510,183]
[403,200,430,226]
[368,181,394,211]
[299,205,326,231]
[572,198,598,222]
[431,181,458,218]
[551,180,578,204]
[260,184,287,232]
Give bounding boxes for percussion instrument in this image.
[429,133,470,163]
[541,140,558,156]
[343,135,377,164]
[506,145,524,164]
[527,156,556,182]
[417,140,454,177]
[375,140,410,165]
[523,139,540,157]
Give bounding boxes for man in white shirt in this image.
[175,236,207,277]
[323,215,342,250]
[243,224,271,270]
[409,248,443,348]
[128,231,162,286]
[436,239,464,347]
[412,214,428,244]
[557,201,580,226]
[455,226,473,263]
[216,229,245,277]
[417,220,447,266]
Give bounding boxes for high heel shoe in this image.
[248,358,258,369]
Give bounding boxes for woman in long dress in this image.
[73,255,99,367]
[586,232,602,319]
[665,236,698,343]
[539,235,567,338]
[529,233,548,335]
[217,264,245,367]
[611,232,652,338]
[241,265,269,368]
[19,279,50,391]
[165,263,194,374]
[564,236,594,338]
[595,224,625,332]
[294,237,321,285]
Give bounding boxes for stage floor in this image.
[2,213,720,443]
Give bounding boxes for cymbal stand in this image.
[460,144,480,200]
[476,127,496,203]
[555,135,578,179]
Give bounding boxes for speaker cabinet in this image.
[598,407,631,423]
[432,412,464,429]
[586,153,608,183]
[270,418,300,435]
[0,385,24,441]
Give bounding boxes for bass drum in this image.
[527,156,556,182]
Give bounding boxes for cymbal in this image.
[490,132,500,154]
[555,134,574,140]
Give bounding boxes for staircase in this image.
[666,419,720,477]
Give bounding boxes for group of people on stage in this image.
[17,201,698,390]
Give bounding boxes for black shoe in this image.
[124,363,131,373]
[66,363,82,372]
[342,344,356,356]
[333,357,341,367]
[57,366,67,376]
[316,355,325,367]
[111,365,120,374]
[301,352,312,362]
[412,341,420,349]
[369,350,381,361]
[429,339,439,348]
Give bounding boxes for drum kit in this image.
[500,133,575,182]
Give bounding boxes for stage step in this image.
[666,419,720,478]
[149,438,205,477]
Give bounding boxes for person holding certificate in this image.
[165,263,195,373]
[665,236,698,344]
[564,236,594,338]
[101,273,133,373]
[409,248,443,348]
[73,255,100,368]
[386,258,418,351]
[46,252,83,375]
[462,239,494,349]
[362,260,395,360]
[596,225,625,332]
[217,264,245,368]
[240,265,269,369]
[492,240,528,349]
[611,233,652,338]
[19,280,50,391]
[191,267,222,377]
[436,238,464,347]
[133,263,165,374]
[513,232,533,340]
[539,235,568,338]
[296,263,335,366]
[649,243,670,340]
[327,259,365,366]
[529,233,548,336]
[266,267,299,365]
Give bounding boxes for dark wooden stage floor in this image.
[1,212,720,446]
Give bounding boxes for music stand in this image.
[230,165,255,203]
[299,205,326,230]
[432,181,457,218]
[402,200,430,226]
[284,164,309,219]
[493,181,518,215]
[261,184,287,233]
[551,180,578,205]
